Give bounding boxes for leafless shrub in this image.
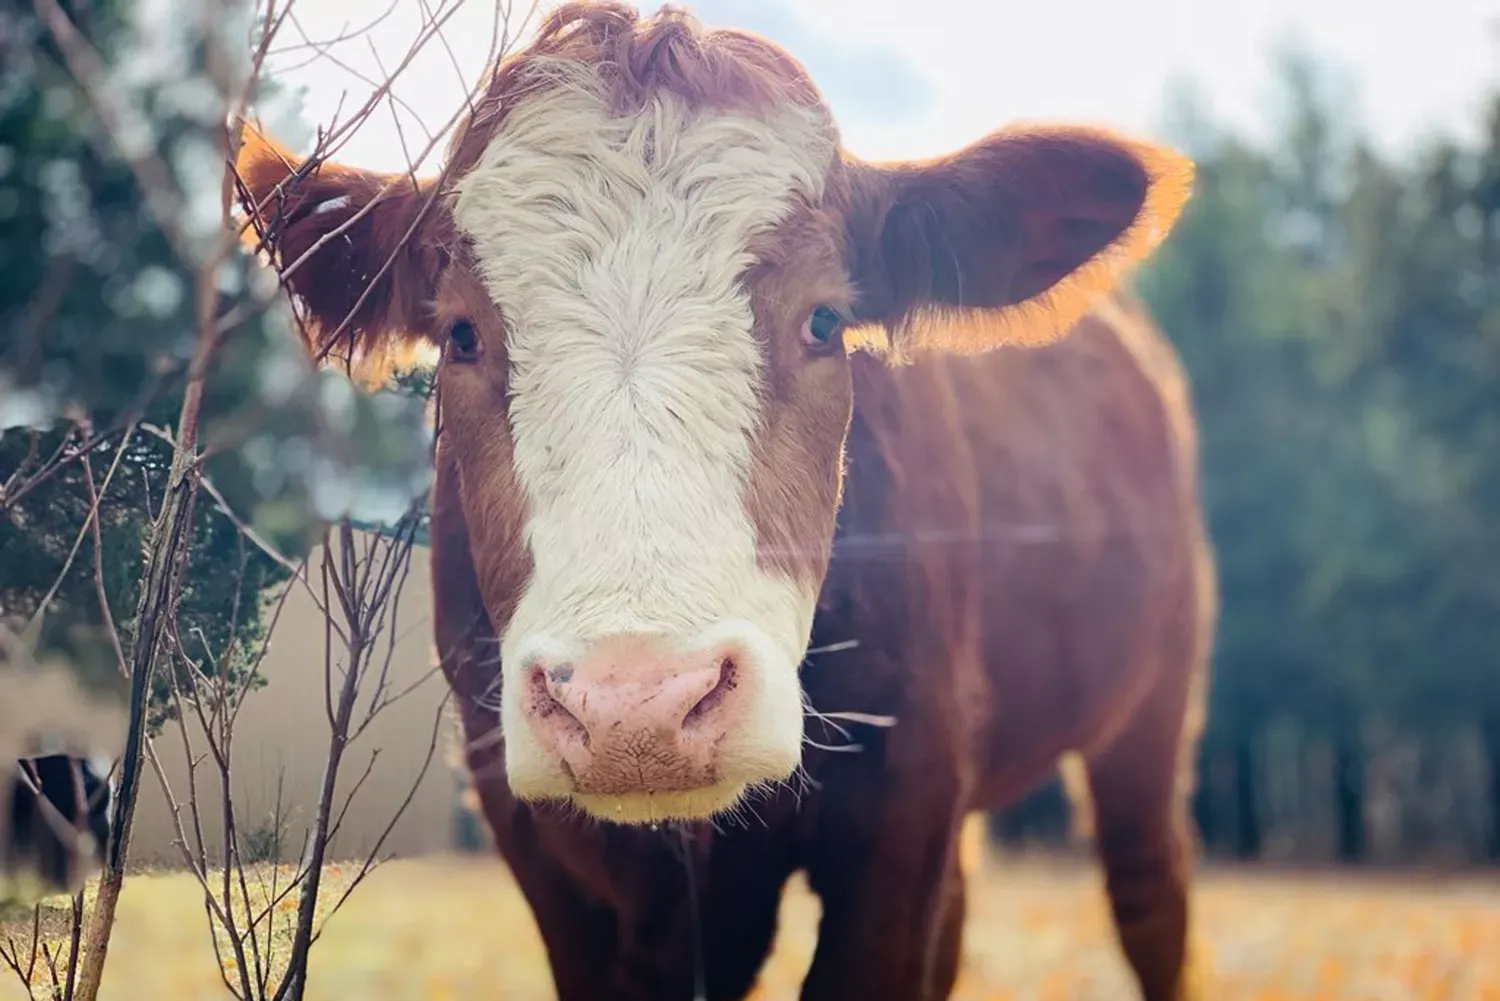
[2,0,529,998]
[143,515,456,1000]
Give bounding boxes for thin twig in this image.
[315,691,452,934]
[264,0,399,58]
[24,424,137,642]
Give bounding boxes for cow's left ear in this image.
[233,123,451,384]
[842,126,1193,358]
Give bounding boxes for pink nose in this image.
[521,635,742,794]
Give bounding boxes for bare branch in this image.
[202,478,306,585]
[265,0,400,59]
[0,422,134,515]
[226,0,302,141]
[82,449,132,680]
[315,690,451,933]
[23,424,136,643]
[418,0,478,121]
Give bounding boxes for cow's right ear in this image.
[234,124,450,379]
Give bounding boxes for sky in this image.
[263,0,1500,174]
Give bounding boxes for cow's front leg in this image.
[469,784,619,1000]
[500,810,791,1001]
[492,811,691,1001]
[799,774,969,1001]
[516,854,618,1001]
[605,825,795,1001]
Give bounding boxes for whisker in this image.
[808,719,853,746]
[471,693,502,713]
[818,710,897,729]
[470,656,504,712]
[472,650,504,673]
[802,719,843,741]
[805,639,859,656]
[465,725,504,752]
[801,690,893,755]
[466,759,510,783]
[804,737,863,753]
[739,795,768,829]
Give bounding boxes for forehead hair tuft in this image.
[446,1,832,176]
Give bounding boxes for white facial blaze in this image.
[450,61,839,803]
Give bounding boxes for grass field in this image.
[4,845,1499,1000]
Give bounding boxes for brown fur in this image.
[443,1,829,180]
[232,3,1213,998]
[840,128,1193,359]
[741,201,859,588]
[234,128,453,384]
[434,291,1215,1001]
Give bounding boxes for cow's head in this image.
[236,0,1192,823]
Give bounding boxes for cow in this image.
[1,655,123,906]
[1,753,117,905]
[235,2,1215,998]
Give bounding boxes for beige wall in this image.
[132,532,465,867]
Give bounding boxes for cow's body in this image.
[442,291,1213,1000]
[236,3,1211,997]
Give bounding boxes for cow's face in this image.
[237,1,1193,824]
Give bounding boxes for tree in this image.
[1,0,438,989]
[1140,50,1500,864]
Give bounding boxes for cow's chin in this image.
[568,783,754,824]
[505,738,803,826]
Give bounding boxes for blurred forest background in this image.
[4,0,1500,876]
[998,55,1500,869]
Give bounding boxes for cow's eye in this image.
[447,319,480,362]
[801,305,845,350]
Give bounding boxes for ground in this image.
[3,844,1499,1000]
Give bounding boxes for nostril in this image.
[683,657,737,729]
[526,667,590,747]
